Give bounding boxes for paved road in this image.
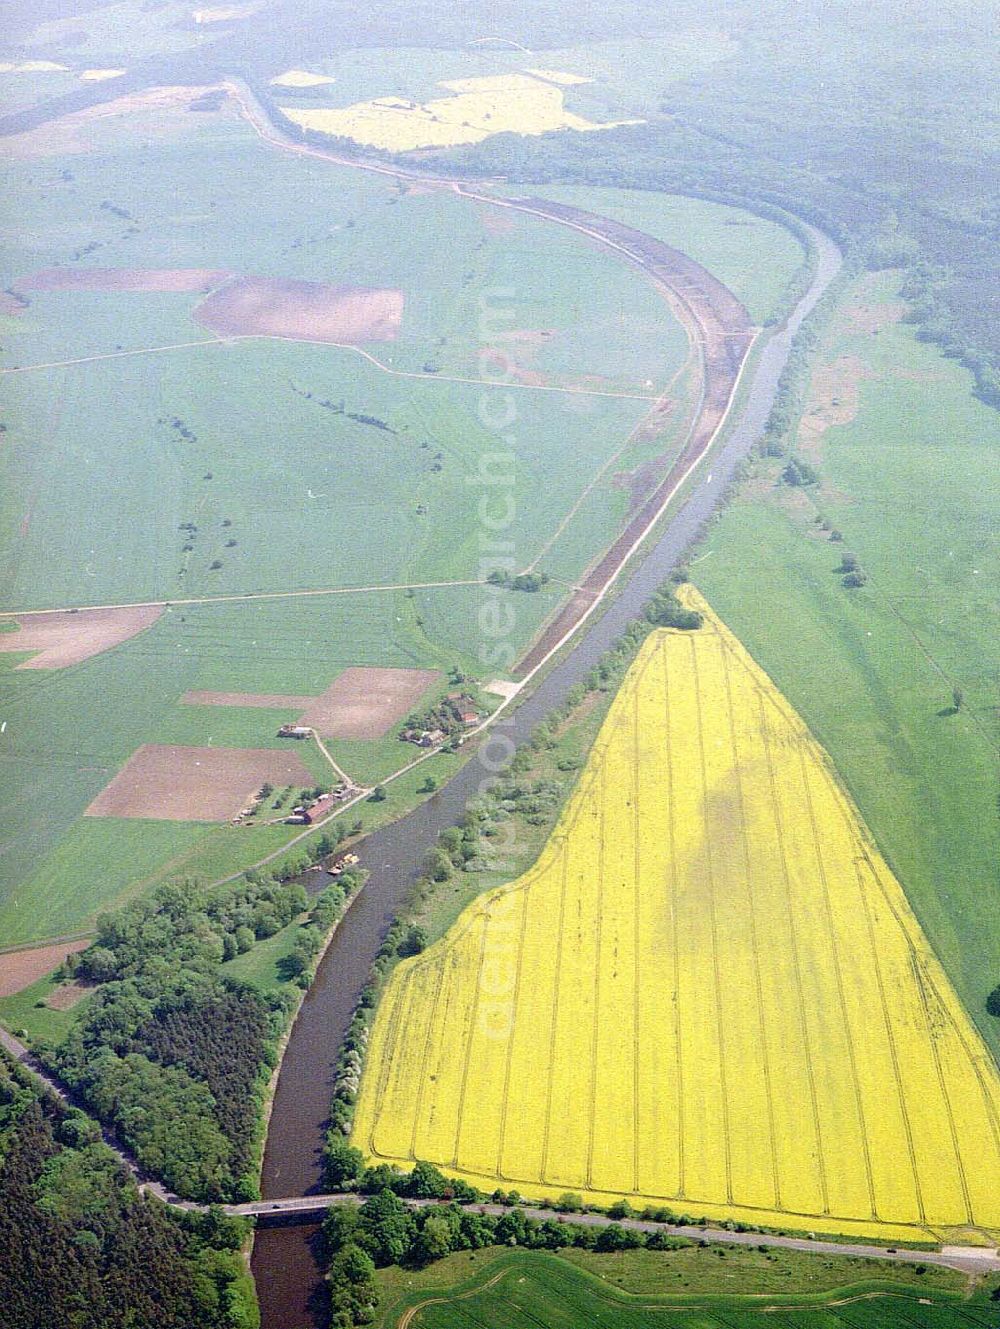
[229,1190,1000,1275]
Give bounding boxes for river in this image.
[250,211,842,1324]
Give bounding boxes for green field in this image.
[695,271,1000,1057]
[373,1248,990,1329]
[0,84,809,950]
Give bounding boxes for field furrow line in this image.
[631,679,642,1197]
[756,684,830,1217]
[495,889,531,1180]
[584,763,608,1192]
[661,637,685,1199]
[367,976,411,1156]
[856,838,1000,1209]
[539,853,570,1185]
[796,745,879,1221]
[853,859,927,1224]
[690,633,734,1206]
[718,638,782,1212]
[901,936,973,1224]
[449,917,491,1172]
[407,947,451,1163]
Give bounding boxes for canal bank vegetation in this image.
[0,1053,258,1329]
[15,868,364,1204]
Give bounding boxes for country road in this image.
[7,1020,997,1280]
[229,1192,1000,1276]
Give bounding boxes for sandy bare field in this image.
[297,667,440,739]
[181,689,316,710]
[194,278,404,343]
[18,267,233,294]
[85,744,314,821]
[0,606,163,669]
[0,939,90,997]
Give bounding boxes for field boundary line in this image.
[539,852,569,1186]
[690,633,735,1206]
[718,636,782,1212]
[0,336,232,375]
[853,857,927,1224]
[523,325,700,574]
[756,684,830,1218]
[796,744,879,1221]
[1,331,661,402]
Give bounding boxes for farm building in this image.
[278,724,312,739]
[293,793,338,824]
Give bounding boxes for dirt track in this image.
[508,199,754,679]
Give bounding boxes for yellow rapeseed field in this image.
[353,589,1000,1242]
[280,73,642,152]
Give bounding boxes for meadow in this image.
[694,271,1000,1059]
[352,592,1000,1242]
[373,1249,992,1329]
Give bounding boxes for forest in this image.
[0,1056,258,1328]
[38,871,360,1202]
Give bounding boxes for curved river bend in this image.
[251,213,842,1326]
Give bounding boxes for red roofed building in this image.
[302,793,337,824]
